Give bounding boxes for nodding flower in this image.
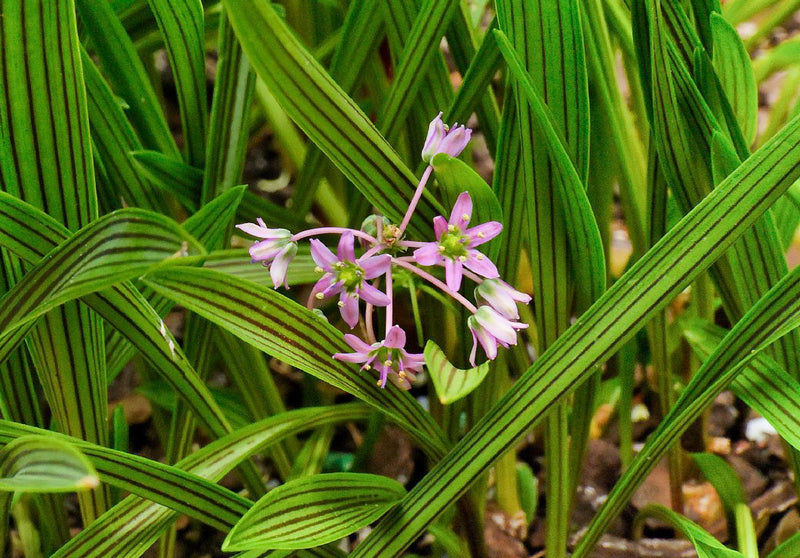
[236,219,298,288]
[309,232,391,329]
[468,306,528,366]
[475,279,532,320]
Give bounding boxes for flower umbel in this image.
[468,306,528,366]
[236,219,297,288]
[334,326,424,388]
[414,191,502,291]
[310,232,391,328]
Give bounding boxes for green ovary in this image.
[439,231,468,259]
[336,261,364,292]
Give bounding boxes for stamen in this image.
[438,245,446,252]
[384,359,392,367]
[477,254,484,260]
[448,224,458,232]
[314,266,324,273]
[315,292,324,300]
[461,213,469,221]
[477,232,485,238]
[364,364,371,370]
[337,301,344,307]
[459,255,467,262]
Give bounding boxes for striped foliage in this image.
[223,473,405,551]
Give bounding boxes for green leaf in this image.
[692,453,746,512]
[424,341,490,404]
[146,0,206,167]
[76,0,180,157]
[635,504,743,558]
[710,13,758,144]
[494,28,606,308]
[351,93,800,558]
[223,473,405,551]
[131,150,202,212]
[0,208,201,338]
[141,267,449,459]
[0,435,98,493]
[202,13,255,203]
[574,254,800,557]
[52,405,370,558]
[223,0,441,238]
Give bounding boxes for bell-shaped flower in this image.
[475,279,532,320]
[236,218,298,288]
[310,232,391,328]
[468,306,528,366]
[334,325,424,388]
[413,192,502,291]
[421,112,472,163]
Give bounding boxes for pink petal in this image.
[433,215,448,239]
[334,351,370,364]
[414,243,443,266]
[337,232,356,262]
[269,244,296,288]
[403,352,425,371]
[360,254,391,279]
[463,251,499,278]
[445,258,463,291]
[439,126,472,159]
[465,221,503,246]
[340,292,359,328]
[322,280,344,298]
[449,192,473,229]
[343,333,374,353]
[358,283,390,306]
[384,325,406,349]
[310,239,337,269]
[310,274,335,298]
[475,325,499,360]
[236,222,270,238]
[249,239,282,263]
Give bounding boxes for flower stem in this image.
[397,165,434,236]
[385,267,393,333]
[291,227,379,245]
[364,301,377,344]
[392,258,478,313]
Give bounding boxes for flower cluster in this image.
[237,114,530,387]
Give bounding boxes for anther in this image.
[315,292,324,300]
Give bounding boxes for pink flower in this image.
[334,325,424,388]
[468,306,528,366]
[421,112,472,163]
[236,218,297,288]
[310,232,391,328]
[475,279,531,320]
[413,192,502,291]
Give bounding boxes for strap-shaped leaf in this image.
[495,29,605,308]
[425,341,490,404]
[223,0,440,238]
[0,435,98,547]
[0,208,201,338]
[53,404,370,558]
[223,473,405,551]
[634,505,743,558]
[350,98,800,558]
[76,0,179,157]
[146,0,206,167]
[0,435,98,493]
[573,251,800,556]
[131,150,202,212]
[141,267,449,460]
[202,13,255,204]
[82,50,169,212]
[710,13,757,144]
[0,421,247,531]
